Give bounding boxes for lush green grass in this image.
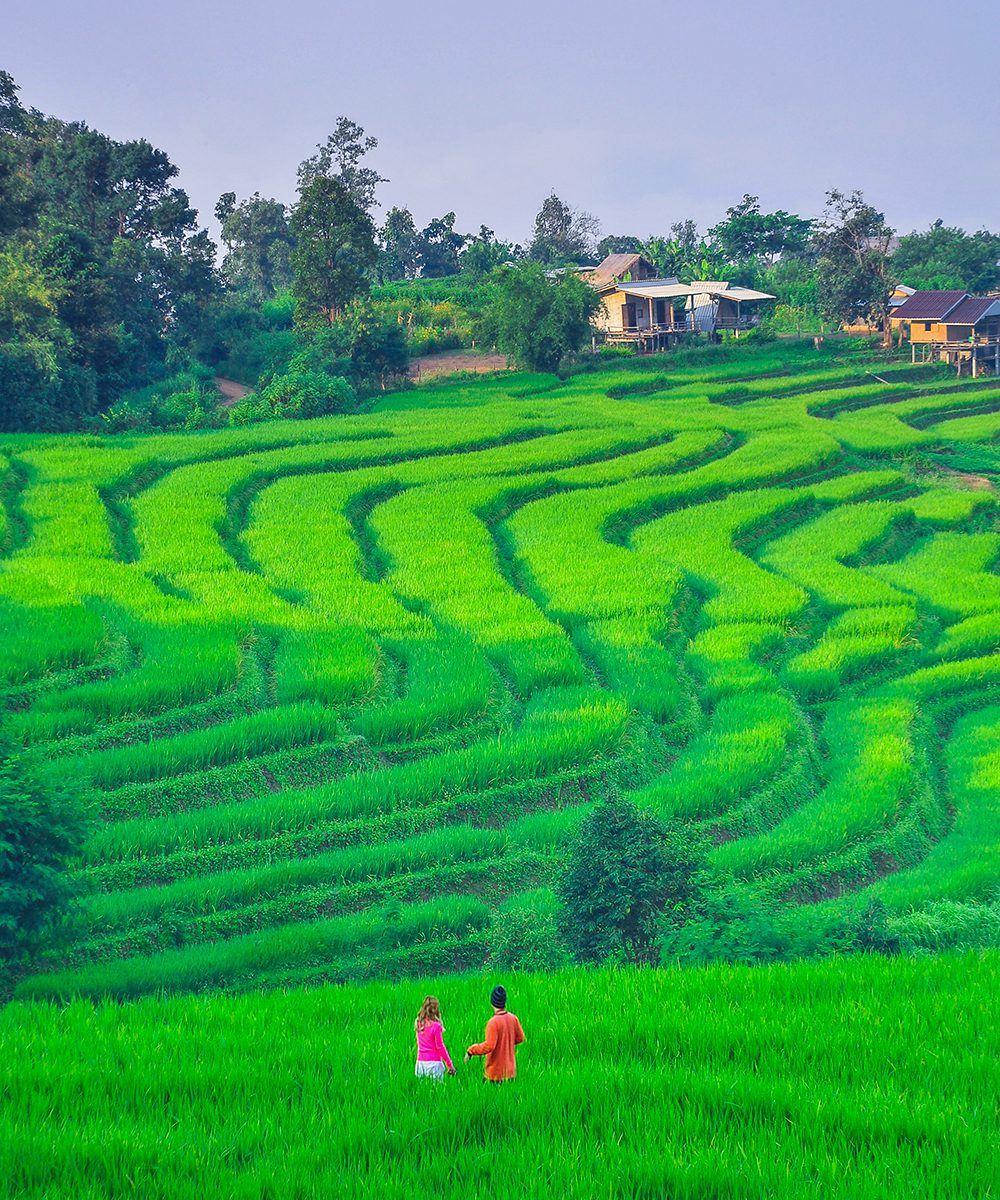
[5,339,1000,999]
[2,957,998,1199]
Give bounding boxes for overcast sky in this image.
[7,0,999,247]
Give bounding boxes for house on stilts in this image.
[891,290,1000,376]
[581,254,775,351]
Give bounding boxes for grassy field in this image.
[5,338,1000,1197]
[2,955,998,1199]
[3,340,1000,998]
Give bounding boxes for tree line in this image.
[3,67,1000,433]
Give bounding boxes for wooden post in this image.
[911,342,915,364]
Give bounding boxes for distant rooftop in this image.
[892,290,968,322]
[943,296,1000,325]
[584,253,658,290]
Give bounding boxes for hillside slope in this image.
[3,341,1000,997]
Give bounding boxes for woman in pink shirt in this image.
[414,995,455,1081]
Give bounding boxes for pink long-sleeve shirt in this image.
[415,1020,454,1071]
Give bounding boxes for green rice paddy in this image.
[4,342,1000,996]
[4,339,1000,1196]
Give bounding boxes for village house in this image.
[582,254,775,351]
[891,289,1000,374]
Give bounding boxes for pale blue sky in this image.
[7,0,999,245]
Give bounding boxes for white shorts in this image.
[414,1061,446,1081]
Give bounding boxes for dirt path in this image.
[937,467,994,491]
[408,351,510,381]
[215,377,253,408]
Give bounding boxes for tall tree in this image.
[215,191,293,300]
[296,117,386,211]
[814,188,897,345]
[417,211,466,278]
[377,205,421,281]
[290,175,376,326]
[528,193,599,264]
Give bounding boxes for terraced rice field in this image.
[5,340,1000,999]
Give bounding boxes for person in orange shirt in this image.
[464,985,525,1082]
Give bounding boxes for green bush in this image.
[0,739,91,991]
[101,367,225,432]
[487,889,571,971]
[557,795,705,965]
[258,370,356,419]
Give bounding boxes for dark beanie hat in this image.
[490,985,507,1008]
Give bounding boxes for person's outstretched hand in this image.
[448,1067,456,1076]
[463,1051,472,1064]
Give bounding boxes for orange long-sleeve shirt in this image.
[467,1010,525,1081]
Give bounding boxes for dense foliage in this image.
[894,220,1000,293]
[481,262,600,372]
[0,739,89,981]
[0,71,217,431]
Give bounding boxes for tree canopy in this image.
[296,117,387,212]
[481,260,599,373]
[0,70,218,430]
[557,795,705,966]
[708,194,812,267]
[894,220,1000,294]
[814,188,897,342]
[528,193,599,265]
[215,192,293,301]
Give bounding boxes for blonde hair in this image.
[415,995,442,1033]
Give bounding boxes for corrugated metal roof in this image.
[720,287,776,302]
[891,291,968,321]
[943,296,1000,325]
[617,281,775,303]
[618,281,691,300]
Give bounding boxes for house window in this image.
[925,323,932,332]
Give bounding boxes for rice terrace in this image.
[5,9,1000,1198]
[4,340,1000,1194]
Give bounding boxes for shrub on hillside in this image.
[257,369,356,419]
[100,368,225,432]
[487,889,571,972]
[0,739,91,994]
[557,794,708,965]
[481,262,600,374]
